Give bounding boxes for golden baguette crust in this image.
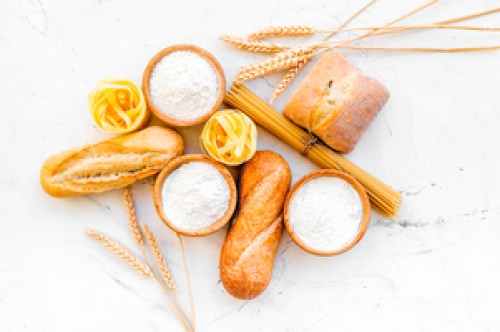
[40,126,184,197]
[220,150,291,299]
[283,51,389,153]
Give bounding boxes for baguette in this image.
[283,51,390,153]
[220,150,291,299]
[40,126,184,197]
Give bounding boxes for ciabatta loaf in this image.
[220,150,291,299]
[40,126,184,197]
[283,51,389,153]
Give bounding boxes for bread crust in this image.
[40,126,184,197]
[283,51,389,153]
[220,150,291,299]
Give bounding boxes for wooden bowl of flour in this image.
[284,169,370,256]
[153,154,237,237]
[142,44,226,127]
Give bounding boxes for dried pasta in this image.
[201,109,257,166]
[224,83,401,216]
[89,78,149,133]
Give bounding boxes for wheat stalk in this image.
[353,7,500,40]
[247,25,316,40]
[140,223,176,292]
[223,2,500,89]
[236,46,317,82]
[86,229,152,278]
[177,234,196,332]
[123,186,143,248]
[322,0,376,41]
[327,0,439,51]
[270,56,311,103]
[220,34,289,53]
[332,24,500,33]
[337,44,500,52]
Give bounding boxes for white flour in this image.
[161,161,229,231]
[150,51,219,120]
[289,176,363,251]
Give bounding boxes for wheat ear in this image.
[86,229,152,277]
[123,186,143,248]
[248,25,316,40]
[236,46,317,82]
[140,223,176,292]
[220,34,289,53]
[270,56,311,103]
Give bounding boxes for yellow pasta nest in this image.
[89,78,150,133]
[201,109,257,166]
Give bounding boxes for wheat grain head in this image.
[86,229,152,277]
[248,25,316,40]
[140,223,176,292]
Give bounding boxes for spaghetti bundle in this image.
[224,83,401,216]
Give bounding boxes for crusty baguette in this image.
[283,51,389,153]
[40,126,184,197]
[220,150,291,299]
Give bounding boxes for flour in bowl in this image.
[149,51,219,120]
[161,161,230,230]
[288,176,363,252]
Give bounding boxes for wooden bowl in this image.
[142,44,226,127]
[284,169,370,256]
[153,154,237,237]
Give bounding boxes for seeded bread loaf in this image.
[220,150,291,299]
[283,51,390,153]
[40,126,184,197]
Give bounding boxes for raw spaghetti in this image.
[224,83,402,217]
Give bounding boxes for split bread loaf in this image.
[220,150,291,299]
[40,126,184,197]
[283,51,390,154]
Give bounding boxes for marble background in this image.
[1,0,499,331]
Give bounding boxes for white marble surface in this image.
[1,0,500,331]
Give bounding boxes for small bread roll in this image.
[40,126,184,197]
[283,51,390,153]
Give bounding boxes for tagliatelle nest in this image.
[201,109,257,166]
[88,78,150,133]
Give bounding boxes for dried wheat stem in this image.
[336,44,500,52]
[236,46,318,82]
[387,0,439,26]
[140,223,176,292]
[178,234,196,332]
[122,186,143,248]
[320,7,500,50]
[270,57,311,103]
[435,7,500,25]
[322,0,377,41]
[332,0,438,49]
[332,24,500,34]
[220,34,290,53]
[247,25,316,41]
[367,7,500,39]
[150,269,194,332]
[86,229,152,277]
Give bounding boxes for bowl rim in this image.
[153,154,237,237]
[142,44,226,127]
[283,169,371,256]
